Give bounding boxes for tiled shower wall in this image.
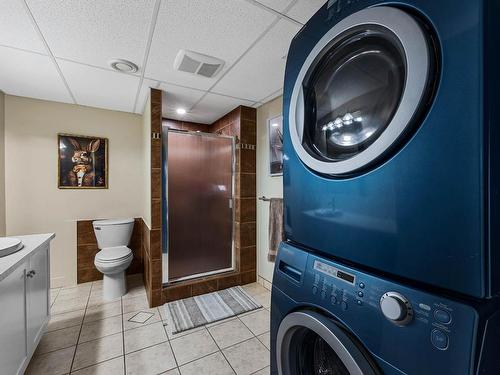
[152,106,257,306]
[143,88,164,307]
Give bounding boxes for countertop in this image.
[0,233,55,282]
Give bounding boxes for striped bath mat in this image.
[164,286,262,334]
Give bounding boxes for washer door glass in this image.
[299,329,350,374]
[277,312,379,375]
[303,27,405,162]
[288,6,436,176]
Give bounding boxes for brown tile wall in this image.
[76,218,143,284]
[143,88,164,307]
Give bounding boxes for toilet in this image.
[93,218,134,300]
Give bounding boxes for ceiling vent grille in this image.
[174,49,225,78]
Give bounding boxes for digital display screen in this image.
[336,270,355,284]
[313,260,356,285]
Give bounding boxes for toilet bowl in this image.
[93,218,134,300]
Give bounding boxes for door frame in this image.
[162,128,236,284]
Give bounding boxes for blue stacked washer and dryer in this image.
[271,0,500,374]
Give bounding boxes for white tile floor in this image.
[26,275,272,375]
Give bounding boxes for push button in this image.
[341,301,348,311]
[358,291,364,297]
[359,282,365,289]
[434,309,451,324]
[431,329,449,350]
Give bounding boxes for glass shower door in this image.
[166,130,234,281]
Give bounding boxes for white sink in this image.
[0,237,24,257]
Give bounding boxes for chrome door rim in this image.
[289,6,430,176]
[276,311,377,375]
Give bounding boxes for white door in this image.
[0,262,28,375]
[27,246,49,352]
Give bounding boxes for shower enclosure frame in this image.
[161,127,236,285]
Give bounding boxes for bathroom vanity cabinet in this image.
[0,233,54,375]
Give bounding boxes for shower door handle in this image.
[228,198,233,209]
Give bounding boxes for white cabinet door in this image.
[27,245,49,352]
[0,263,28,375]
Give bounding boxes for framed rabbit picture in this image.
[58,134,108,189]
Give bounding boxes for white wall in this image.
[4,95,144,287]
[0,91,5,236]
[256,96,283,283]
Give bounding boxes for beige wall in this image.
[4,95,144,287]
[142,94,151,228]
[0,91,5,236]
[256,96,283,283]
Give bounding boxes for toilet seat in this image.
[95,246,132,263]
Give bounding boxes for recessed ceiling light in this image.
[176,108,187,115]
[109,59,138,73]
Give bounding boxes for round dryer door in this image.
[277,311,380,375]
[289,6,437,176]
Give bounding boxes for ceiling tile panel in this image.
[0,46,72,103]
[58,60,139,112]
[190,93,254,124]
[145,0,277,91]
[286,0,325,24]
[211,20,300,102]
[0,0,45,53]
[26,0,156,70]
[135,79,159,114]
[158,82,205,117]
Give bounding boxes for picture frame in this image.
[268,115,284,176]
[58,133,108,189]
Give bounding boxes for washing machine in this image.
[283,0,500,299]
[270,243,500,375]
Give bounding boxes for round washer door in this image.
[289,6,436,176]
[277,311,379,375]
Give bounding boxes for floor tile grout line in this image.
[237,310,271,338]
[163,324,180,370]
[250,364,271,375]
[68,280,93,372]
[121,296,127,375]
[69,353,124,374]
[53,313,163,356]
[205,325,238,374]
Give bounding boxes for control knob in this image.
[380,292,413,326]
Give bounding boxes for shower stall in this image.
[162,128,235,284]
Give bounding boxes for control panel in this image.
[273,243,479,375]
[311,259,366,312]
[307,257,460,352]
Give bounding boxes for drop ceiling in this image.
[0,0,324,124]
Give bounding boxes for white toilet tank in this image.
[93,218,135,249]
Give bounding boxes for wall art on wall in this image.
[58,134,108,189]
[268,115,283,176]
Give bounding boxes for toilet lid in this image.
[95,246,132,262]
[93,218,134,226]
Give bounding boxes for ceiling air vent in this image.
[174,49,225,78]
